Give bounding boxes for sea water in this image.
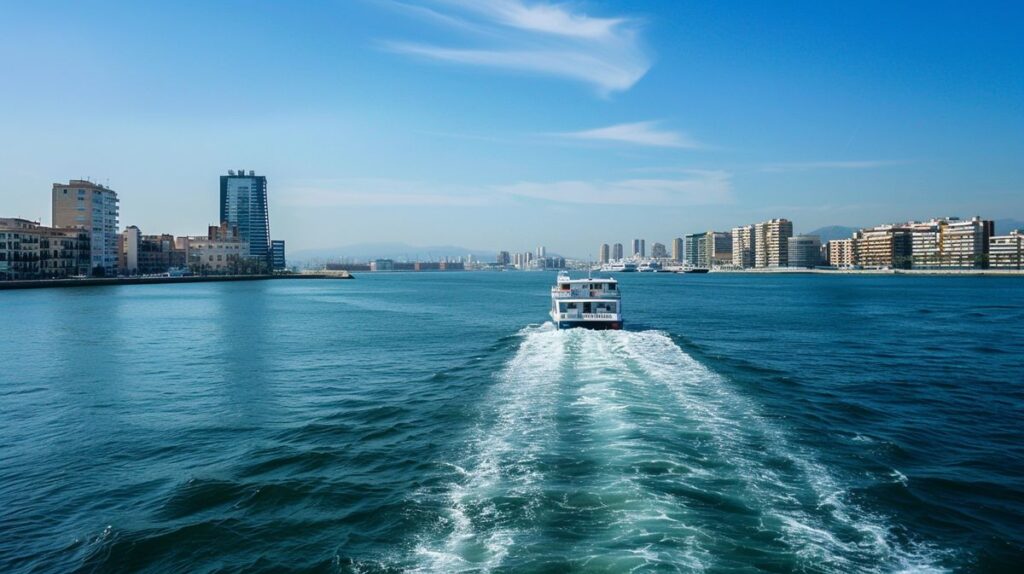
[1,273,1021,572]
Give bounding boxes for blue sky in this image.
[1,0,1022,256]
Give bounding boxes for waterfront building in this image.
[787,235,822,268]
[537,246,546,259]
[497,251,510,265]
[853,224,913,269]
[684,232,704,266]
[989,230,1023,269]
[136,233,186,275]
[687,231,733,268]
[708,232,733,266]
[271,240,286,271]
[175,223,250,274]
[672,237,683,262]
[651,242,668,259]
[754,219,793,268]
[826,239,854,268]
[121,225,141,275]
[908,216,994,269]
[220,170,270,261]
[52,179,119,276]
[0,218,91,280]
[731,225,756,268]
[612,243,623,260]
[599,243,610,264]
[631,238,645,258]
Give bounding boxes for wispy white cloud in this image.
[497,170,733,206]
[382,0,649,94]
[760,160,907,173]
[557,121,704,148]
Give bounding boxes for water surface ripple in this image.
[1,273,1021,572]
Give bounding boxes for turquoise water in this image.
[1,273,1022,572]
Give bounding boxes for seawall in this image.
[0,273,351,291]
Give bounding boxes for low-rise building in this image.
[271,240,286,271]
[175,223,251,274]
[990,230,1023,269]
[0,218,90,280]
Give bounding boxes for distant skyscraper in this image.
[52,179,119,276]
[651,242,668,258]
[599,243,610,264]
[612,243,623,260]
[220,170,270,260]
[672,237,683,262]
[497,251,510,265]
[537,246,546,258]
[632,238,645,258]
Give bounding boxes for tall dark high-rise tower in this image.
[219,170,270,260]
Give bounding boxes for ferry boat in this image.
[599,261,637,273]
[550,272,622,330]
[677,265,710,274]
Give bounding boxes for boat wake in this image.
[410,324,948,573]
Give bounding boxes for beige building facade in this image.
[52,180,119,276]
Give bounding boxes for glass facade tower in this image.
[219,171,269,260]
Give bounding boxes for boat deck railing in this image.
[551,289,620,299]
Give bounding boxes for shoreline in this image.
[709,268,1024,276]
[0,272,351,291]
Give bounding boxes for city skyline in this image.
[2,1,1022,255]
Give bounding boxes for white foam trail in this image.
[411,323,565,572]
[565,330,712,572]
[411,327,948,573]
[620,330,949,573]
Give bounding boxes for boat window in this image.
[607,283,615,290]
[560,284,570,290]
[583,302,592,313]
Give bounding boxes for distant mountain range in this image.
[288,242,497,263]
[804,225,860,242]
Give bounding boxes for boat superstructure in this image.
[599,261,637,273]
[550,272,622,330]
